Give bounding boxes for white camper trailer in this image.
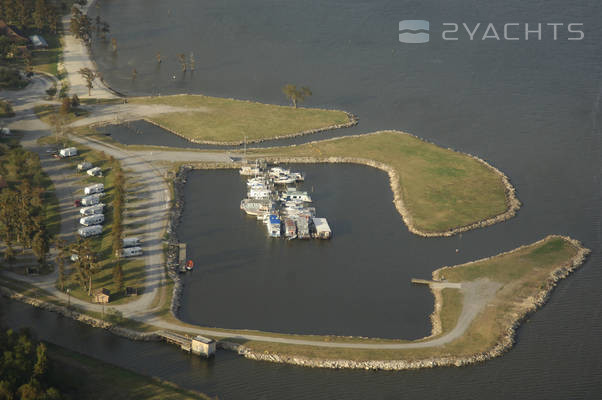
[87,167,102,177]
[84,183,104,195]
[59,147,77,158]
[77,161,92,171]
[122,237,141,248]
[78,225,103,238]
[80,214,104,226]
[121,247,143,258]
[80,194,101,206]
[80,203,104,216]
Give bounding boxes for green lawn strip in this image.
[0,275,157,332]
[34,104,90,125]
[128,94,351,143]
[248,131,510,234]
[31,32,62,77]
[46,343,214,400]
[235,236,583,361]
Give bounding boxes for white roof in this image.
[312,217,331,232]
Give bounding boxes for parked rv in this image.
[0,127,11,136]
[77,161,93,171]
[80,203,104,216]
[59,147,77,158]
[80,214,104,226]
[87,167,102,177]
[122,237,141,248]
[80,194,101,206]
[78,225,103,238]
[84,183,104,195]
[121,247,143,258]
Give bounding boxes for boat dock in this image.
[157,331,193,351]
[156,331,216,357]
[411,279,462,289]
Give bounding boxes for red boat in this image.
[185,260,194,271]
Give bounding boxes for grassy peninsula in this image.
[247,130,517,235]
[129,94,352,144]
[231,236,587,364]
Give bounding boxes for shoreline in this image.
[0,236,589,371]
[221,236,589,370]
[141,107,359,146]
[244,129,521,237]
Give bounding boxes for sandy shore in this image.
[61,0,117,99]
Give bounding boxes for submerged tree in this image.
[177,53,187,72]
[282,84,312,108]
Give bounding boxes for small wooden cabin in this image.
[93,288,111,303]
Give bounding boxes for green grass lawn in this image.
[34,104,90,125]
[31,32,62,77]
[250,131,513,234]
[129,94,352,143]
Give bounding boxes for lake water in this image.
[9,0,602,398]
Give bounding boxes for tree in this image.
[113,261,123,292]
[177,53,187,71]
[79,67,95,95]
[33,343,48,378]
[282,84,312,108]
[60,96,71,115]
[31,230,49,266]
[55,239,68,291]
[3,244,15,265]
[33,0,47,31]
[71,94,80,108]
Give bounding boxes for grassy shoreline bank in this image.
[1,235,588,371]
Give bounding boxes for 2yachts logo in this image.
[398,20,430,43]
[399,20,584,43]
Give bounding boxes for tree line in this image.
[0,328,61,399]
[0,0,60,33]
[70,5,110,45]
[111,157,124,293]
[0,144,50,267]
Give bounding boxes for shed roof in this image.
[193,335,215,344]
[29,34,48,48]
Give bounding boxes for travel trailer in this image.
[84,183,104,195]
[80,214,105,226]
[59,147,77,157]
[78,225,103,238]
